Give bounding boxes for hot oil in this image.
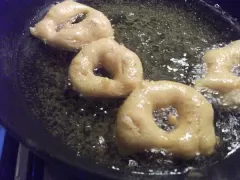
[18,0,240,175]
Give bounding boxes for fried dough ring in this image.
[68,38,143,97]
[195,40,240,93]
[30,0,114,50]
[116,81,216,159]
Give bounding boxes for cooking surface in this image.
[17,0,240,175]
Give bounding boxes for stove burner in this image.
[0,125,108,180]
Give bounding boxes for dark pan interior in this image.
[0,0,240,179]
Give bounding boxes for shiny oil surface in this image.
[18,0,240,175]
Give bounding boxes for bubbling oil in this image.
[19,0,240,175]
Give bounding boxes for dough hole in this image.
[93,67,113,79]
[72,14,86,24]
[56,14,87,32]
[56,24,65,32]
[232,65,240,76]
[152,106,178,132]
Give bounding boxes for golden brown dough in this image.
[195,40,240,94]
[116,81,216,159]
[30,0,114,50]
[68,38,143,97]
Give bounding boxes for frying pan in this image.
[1,0,240,179]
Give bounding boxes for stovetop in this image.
[0,125,97,180]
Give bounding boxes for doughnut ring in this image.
[116,81,216,159]
[195,40,240,94]
[68,38,143,97]
[30,0,114,50]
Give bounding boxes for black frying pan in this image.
[1,0,240,179]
